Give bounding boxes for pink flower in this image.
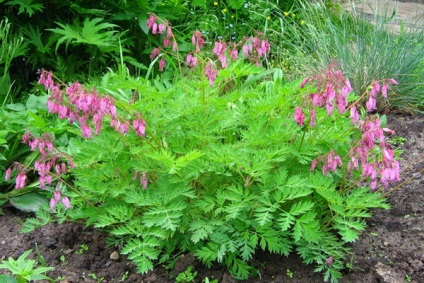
[381,83,389,98]
[167,26,173,38]
[150,48,161,60]
[192,31,205,52]
[140,173,148,190]
[322,151,342,175]
[158,24,166,34]
[366,96,377,112]
[159,58,165,71]
[163,37,171,47]
[172,41,178,52]
[229,49,238,60]
[310,159,318,170]
[256,40,270,57]
[294,107,305,126]
[213,41,226,57]
[38,70,54,90]
[350,106,360,125]
[50,198,56,211]
[81,122,92,138]
[205,62,218,86]
[15,173,27,189]
[147,14,157,29]
[5,168,12,181]
[62,197,71,209]
[133,119,146,137]
[300,78,309,88]
[242,44,253,57]
[186,54,198,69]
[389,79,398,85]
[54,190,61,202]
[309,109,316,127]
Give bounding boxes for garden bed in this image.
[1,112,422,283]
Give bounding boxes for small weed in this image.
[59,255,66,265]
[405,274,412,282]
[89,273,105,283]
[370,232,378,237]
[75,244,89,255]
[389,136,407,148]
[176,266,197,283]
[286,268,294,278]
[120,271,129,282]
[0,249,54,283]
[203,276,218,283]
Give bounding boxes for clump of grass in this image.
[277,1,424,112]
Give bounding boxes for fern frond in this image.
[142,201,186,231]
[48,18,119,52]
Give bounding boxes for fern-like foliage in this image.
[48,18,120,52]
[5,0,43,16]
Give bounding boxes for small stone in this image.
[110,251,119,261]
[383,241,389,246]
[45,237,58,248]
[64,248,73,255]
[1,241,5,245]
[375,262,404,283]
[409,259,423,270]
[104,261,112,267]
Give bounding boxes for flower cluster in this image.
[298,62,353,127]
[38,70,149,192]
[50,189,71,211]
[5,132,73,210]
[145,14,270,86]
[302,63,400,190]
[38,70,147,139]
[347,116,400,190]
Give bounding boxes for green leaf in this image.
[48,18,119,51]
[5,0,43,16]
[143,201,186,231]
[189,219,223,244]
[9,192,48,212]
[121,237,161,273]
[289,201,314,216]
[195,243,219,266]
[0,275,18,283]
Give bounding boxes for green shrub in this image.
[13,58,402,282]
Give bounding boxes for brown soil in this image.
[0,112,423,283]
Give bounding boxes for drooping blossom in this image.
[50,189,71,210]
[38,70,54,90]
[213,41,227,68]
[186,54,198,69]
[140,173,148,190]
[192,31,205,52]
[300,77,309,88]
[147,14,158,30]
[159,58,165,71]
[349,106,360,125]
[15,173,27,189]
[294,106,305,126]
[150,48,161,60]
[5,168,11,181]
[133,119,146,137]
[309,109,316,127]
[205,62,218,86]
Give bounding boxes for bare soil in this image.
[0,112,423,283]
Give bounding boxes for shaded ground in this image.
[0,112,423,283]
